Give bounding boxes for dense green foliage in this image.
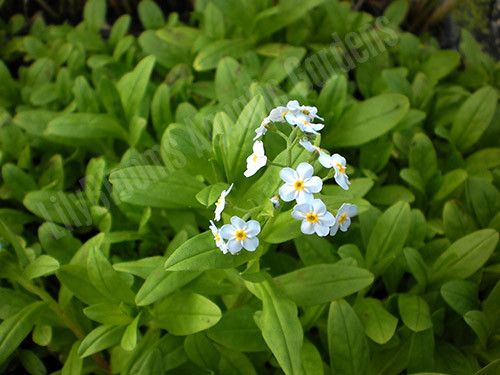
[1,0,500,374]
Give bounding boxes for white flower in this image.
[320,153,350,190]
[299,105,324,122]
[209,220,228,254]
[279,162,323,204]
[270,196,280,210]
[214,183,233,221]
[330,203,358,236]
[292,199,335,237]
[220,216,261,254]
[288,113,325,135]
[299,139,331,167]
[244,141,267,177]
[268,106,288,122]
[253,118,270,140]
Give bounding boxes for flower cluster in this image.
[209,184,261,255]
[246,99,358,237]
[209,99,357,255]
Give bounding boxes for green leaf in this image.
[184,332,220,371]
[274,264,373,307]
[301,340,324,375]
[430,229,499,283]
[56,265,107,305]
[109,167,205,209]
[24,190,92,227]
[443,200,478,242]
[327,299,369,375]
[215,57,252,105]
[464,310,490,348]
[441,280,479,315]
[78,324,126,358]
[135,269,200,306]
[246,278,303,375]
[206,308,267,352]
[138,0,165,29]
[366,185,414,206]
[354,298,398,344]
[408,329,435,373]
[46,113,127,140]
[62,341,82,375]
[432,169,468,202]
[420,50,460,82]
[218,347,257,375]
[164,231,259,271]
[0,302,44,365]
[23,255,59,280]
[196,183,229,207]
[153,292,222,335]
[403,247,428,287]
[87,245,135,304]
[473,360,500,375]
[83,0,106,32]
[466,177,500,228]
[409,133,438,185]
[151,83,172,137]
[2,163,37,200]
[194,39,252,71]
[0,218,29,266]
[466,148,500,170]
[109,15,131,46]
[113,256,164,279]
[365,201,411,274]
[398,294,433,332]
[450,86,498,152]
[19,349,46,375]
[264,211,302,244]
[117,56,156,120]
[84,303,132,325]
[121,312,141,351]
[327,94,409,147]
[293,235,337,266]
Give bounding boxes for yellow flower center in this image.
[294,180,304,190]
[282,111,289,117]
[302,109,310,115]
[306,213,319,223]
[216,197,222,206]
[235,230,246,240]
[215,233,221,242]
[252,153,258,162]
[336,163,345,173]
[302,120,309,126]
[338,213,347,224]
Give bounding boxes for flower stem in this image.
[268,161,287,168]
[17,277,111,373]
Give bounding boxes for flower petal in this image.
[330,222,339,236]
[245,220,261,236]
[305,176,323,193]
[312,199,327,215]
[340,217,351,232]
[344,204,358,217]
[227,239,243,254]
[296,190,314,204]
[300,220,315,235]
[296,162,313,180]
[279,184,297,202]
[230,216,246,230]
[280,167,296,183]
[242,237,259,251]
[220,224,235,239]
[318,152,332,168]
[315,223,330,237]
[321,211,336,227]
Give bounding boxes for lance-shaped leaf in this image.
[398,294,433,332]
[274,264,373,306]
[164,231,259,271]
[87,245,135,304]
[0,302,44,365]
[354,298,398,344]
[153,292,221,336]
[246,277,303,375]
[327,299,369,375]
[78,324,126,358]
[365,201,411,274]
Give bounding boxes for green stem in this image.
[17,278,111,373]
[268,161,287,168]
